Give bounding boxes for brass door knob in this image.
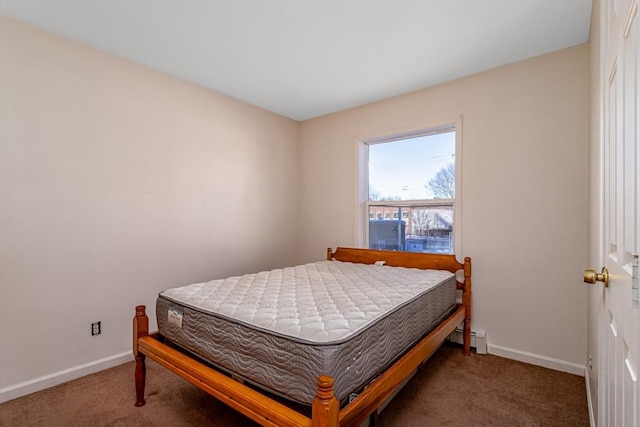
[583,267,609,287]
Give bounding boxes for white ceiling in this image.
[0,1,593,121]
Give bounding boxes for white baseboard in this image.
[0,351,133,404]
[584,368,596,427]
[487,344,585,376]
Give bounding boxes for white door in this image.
[596,1,639,426]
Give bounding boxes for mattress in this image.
[156,260,457,406]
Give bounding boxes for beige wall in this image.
[299,45,590,370]
[1,13,591,401]
[0,16,299,395]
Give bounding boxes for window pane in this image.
[368,205,453,254]
[368,131,455,201]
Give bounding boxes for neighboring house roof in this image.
[432,210,453,229]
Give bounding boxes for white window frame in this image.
[355,117,463,254]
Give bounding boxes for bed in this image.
[133,247,472,426]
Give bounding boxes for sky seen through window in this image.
[368,131,455,201]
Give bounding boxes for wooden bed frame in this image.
[133,247,472,427]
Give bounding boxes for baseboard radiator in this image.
[448,328,487,354]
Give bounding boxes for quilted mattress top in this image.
[159,260,454,345]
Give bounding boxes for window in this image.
[360,122,460,254]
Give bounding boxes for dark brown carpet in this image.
[0,344,589,426]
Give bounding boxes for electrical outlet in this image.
[91,321,101,336]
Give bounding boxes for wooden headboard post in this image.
[462,257,472,356]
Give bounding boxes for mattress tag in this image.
[168,307,183,328]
